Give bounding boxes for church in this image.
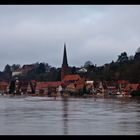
[61,43,71,80]
[61,43,82,83]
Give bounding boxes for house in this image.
[124,84,140,92]
[35,81,62,95]
[66,78,85,94]
[47,81,62,95]
[35,82,49,94]
[105,81,118,93]
[118,80,129,91]
[62,74,83,94]
[62,74,81,83]
[12,69,22,76]
[0,81,9,94]
[20,81,29,94]
[75,78,85,89]
[77,67,87,73]
[12,64,36,77]
[22,64,36,74]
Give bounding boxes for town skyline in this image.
[0,5,140,70]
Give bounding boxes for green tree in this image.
[11,64,21,71]
[117,52,128,63]
[134,48,140,60]
[84,60,93,68]
[4,64,11,73]
[36,63,46,74]
[71,66,77,74]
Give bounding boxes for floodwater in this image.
[0,95,140,135]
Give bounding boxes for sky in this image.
[0,5,140,71]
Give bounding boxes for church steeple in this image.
[62,43,68,67]
[61,43,69,80]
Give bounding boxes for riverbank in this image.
[0,92,134,99]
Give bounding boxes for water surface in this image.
[0,95,140,135]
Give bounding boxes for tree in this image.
[134,47,140,60]
[9,80,15,94]
[11,64,21,71]
[84,61,93,68]
[36,63,46,74]
[117,52,128,63]
[128,55,134,61]
[136,47,140,53]
[71,66,77,74]
[4,64,11,73]
[45,63,51,72]
[56,68,61,81]
[30,81,36,94]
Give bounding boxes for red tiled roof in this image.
[66,82,84,90]
[75,78,85,84]
[48,81,62,87]
[36,82,49,90]
[75,84,84,90]
[36,81,62,90]
[67,83,75,89]
[118,80,129,84]
[62,74,81,82]
[0,82,9,90]
[125,84,140,91]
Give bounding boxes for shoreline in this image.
[0,93,138,99]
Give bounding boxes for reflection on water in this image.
[0,96,140,135]
[62,97,68,135]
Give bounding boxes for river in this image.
[0,95,140,135]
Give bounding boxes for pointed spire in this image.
[61,43,70,80]
[62,43,68,66]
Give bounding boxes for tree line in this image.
[0,47,140,82]
[84,48,140,83]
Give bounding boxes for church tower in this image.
[61,43,70,80]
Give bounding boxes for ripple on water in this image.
[0,96,140,135]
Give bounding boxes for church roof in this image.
[62,43,68,67]
[62,74,81,82]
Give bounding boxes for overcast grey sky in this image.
[0,5,140,71]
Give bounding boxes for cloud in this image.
[0,5,140,71]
